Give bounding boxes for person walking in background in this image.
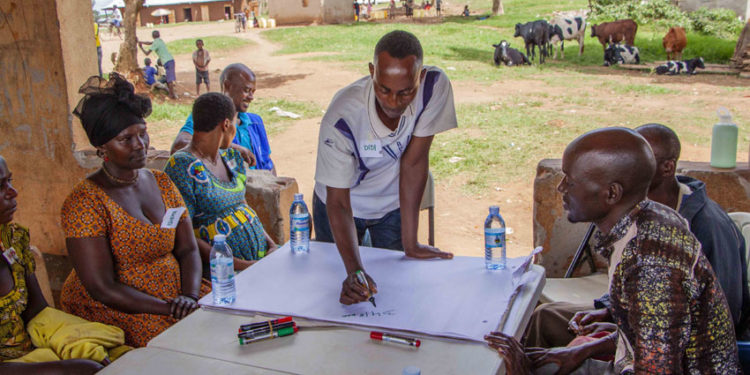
[139,31,177,99]
[94,21,102,76]
[192,39,211,95]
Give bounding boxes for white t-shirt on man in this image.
[314,66,457,219]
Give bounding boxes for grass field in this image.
[260,0,746,194]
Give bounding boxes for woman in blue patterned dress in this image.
[165,93,277,273]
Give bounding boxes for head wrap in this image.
[72,73,152,147]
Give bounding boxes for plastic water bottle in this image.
[710,107,738,169]
[210,234,236,305]
[484,206,506,270]
[289,193,310,253]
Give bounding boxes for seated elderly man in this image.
[526,124,750,349]
[170,63,275,175]
[487,127,739,374]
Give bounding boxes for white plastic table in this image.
[99,263,544,374]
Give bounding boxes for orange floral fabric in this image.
[59,170,208,347]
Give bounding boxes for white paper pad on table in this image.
[199,241,542,342]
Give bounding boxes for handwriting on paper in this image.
[342,309,396,318]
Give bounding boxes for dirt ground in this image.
[99,20,750,258]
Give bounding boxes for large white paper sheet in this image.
[199,241,541,342]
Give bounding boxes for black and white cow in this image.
[548,16,586,59]
[603,43,640,66]
[513,20,550,64]
[492,40,531,67]
[655,57,705,75]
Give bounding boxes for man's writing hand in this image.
[339,271,377,305]
[404,243,453,260]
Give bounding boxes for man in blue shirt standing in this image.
[170,63,275,175]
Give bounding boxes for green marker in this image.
[355,270,376,307]
[238,325,298,345]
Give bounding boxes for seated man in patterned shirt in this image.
[485,127,739,374]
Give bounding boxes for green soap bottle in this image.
[710,108,738,169]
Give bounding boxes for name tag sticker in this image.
[3,248,17,265]
[360,139,382,158]
[161,207,186,229]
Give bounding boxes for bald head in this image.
[565,127,656,200]
[220,63,255,87]
[635,123,680,162]
[559,128,656,226]
[220,63,256,113]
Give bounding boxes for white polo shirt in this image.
[314,66,457,219]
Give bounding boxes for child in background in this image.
[143,58,157,86]
[192,39,211,95]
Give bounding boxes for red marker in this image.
[370,331,421,348]
[239,316,293,333]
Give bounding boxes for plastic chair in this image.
[539,224,608,304]
[419,171,435,246]
[728,212,750,373]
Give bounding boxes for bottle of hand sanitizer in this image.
[710,108,738,169]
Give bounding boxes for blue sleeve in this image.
[179,114,195,135]
[250,113,274,170]
[163,153,197,219]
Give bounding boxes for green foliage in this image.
[688,7,745,39]
[165,36,253,55]
[590,0,742,39]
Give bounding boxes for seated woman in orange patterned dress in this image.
[59,74,209,347]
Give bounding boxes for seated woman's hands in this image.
[167,295,199,319]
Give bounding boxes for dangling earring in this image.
[97,150,109,162]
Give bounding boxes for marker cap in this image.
[370,331,383,340]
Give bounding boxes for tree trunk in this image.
[731,20,750,69]
[492,0,503,15]
[114,0,144,73]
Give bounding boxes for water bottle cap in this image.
[213,234,226,242]
[489,205,499,214]
[402,366,421,375]
[717,107,733,123]
[294,193,304,201]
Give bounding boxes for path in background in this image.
[103,22,748,257]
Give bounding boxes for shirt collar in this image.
[237,112,251,128]
[593,200,650,259]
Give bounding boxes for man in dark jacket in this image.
[637,123,750,336]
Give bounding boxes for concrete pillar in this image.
[533,159,750,277]
[0,0,97,256]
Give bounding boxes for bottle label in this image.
[484,228,505,248]
[291,213,310,232]
[210,257,235,281]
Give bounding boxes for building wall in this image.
[322,0,353,24]
[677,0,750,19]
[138,1,233,26]
[0,0,93,255]
[268,0,321,24]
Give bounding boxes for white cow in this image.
[548,16,586,59]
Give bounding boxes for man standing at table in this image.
[313,30,456,305]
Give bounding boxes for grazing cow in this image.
[663,26,687,60]
[603,43,640,66]
[548,16,587,59]
[492,40,531,66]
[655,57,705,75]
[591,19,638,51]
[514,20,550,64]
